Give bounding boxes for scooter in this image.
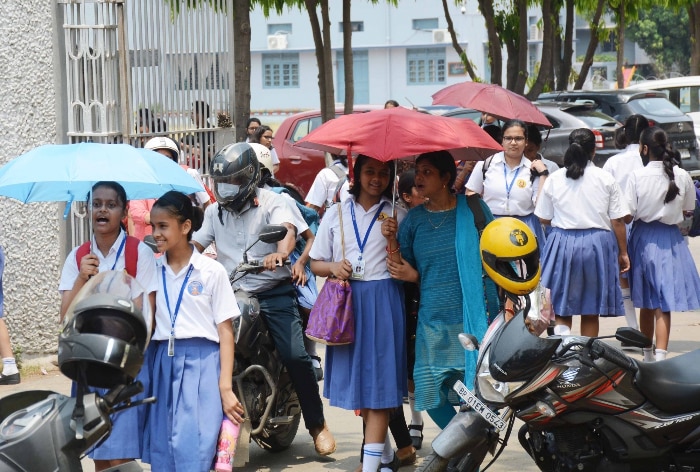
[419,304,700,472]
[227,225,303,465]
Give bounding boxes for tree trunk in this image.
[232,0,251,142]
[505,41,518,91]
[442,0,478,81]
[513,0,529,94]
[304,0,334,123]
[526,0,554,99]
[574,0,605,89]
[478,0,503,85]
[320,1,335,121]
[557,0,574,90]
[616,0,625,89]
[689,3,700,75]
[342,0,354,114]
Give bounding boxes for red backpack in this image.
[75,236,140,277]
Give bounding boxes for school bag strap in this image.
[466,193,487,235]
[481,154,494,181]
[75,236,140,277]
[329,161,348,204]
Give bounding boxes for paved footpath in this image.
[3,237,700,471]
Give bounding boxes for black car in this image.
[537,90,700,176]
[534,102,621,167]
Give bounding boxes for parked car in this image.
[537,90,700,176]
[439,104,620,167]
[273,106,382,195]
[534,102,621,167]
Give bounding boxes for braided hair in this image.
[639,127,681,203]
[564,129,595,180]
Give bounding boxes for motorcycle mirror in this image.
[257,225,288,244]
[458,333,479,351]
[142,235,158,253]
[615,327,651,348]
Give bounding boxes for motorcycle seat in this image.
[634,349,700,415]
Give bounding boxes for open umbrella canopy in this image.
[0,142,204,204]
[294,106,502,162]
[431,82,552,127]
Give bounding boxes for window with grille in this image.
[406,48,446,85]
[262,53,300,88]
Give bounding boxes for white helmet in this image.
[144,136,180,162]
[248,142,274,173]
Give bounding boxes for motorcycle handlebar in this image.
[590,339,637,373]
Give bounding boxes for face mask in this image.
[217,183,240,198]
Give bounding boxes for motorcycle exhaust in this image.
[431,410,492,459]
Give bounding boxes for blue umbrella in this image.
[0,142,204,205]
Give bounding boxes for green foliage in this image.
[626,4,691,75]
[13,345,22,371]
[576,53,616,63]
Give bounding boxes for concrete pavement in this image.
[2,237,700,471]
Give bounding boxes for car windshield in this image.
[567,110,618,128]
[626,97,685,117]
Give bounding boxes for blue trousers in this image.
[257,282,325,431]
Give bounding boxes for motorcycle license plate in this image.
[453,380,506,431]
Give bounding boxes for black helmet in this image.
[58,271,152,389]
[210,142,260,213]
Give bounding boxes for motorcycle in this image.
[419,302,700,472]
[0,270,154,471]
[228,225,302,465]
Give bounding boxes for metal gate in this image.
[57,0,235,248]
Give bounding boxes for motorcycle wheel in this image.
[253,381,302,453]
[417,452,450,472]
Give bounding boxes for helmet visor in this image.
[213,165,255,202]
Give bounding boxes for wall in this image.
[0,2,61,358]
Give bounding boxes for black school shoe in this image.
[377,452,400,472]
[0,372,20,385]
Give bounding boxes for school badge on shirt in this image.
[188,280,203,296]
[377,212,390,221]
[517,179,527,188]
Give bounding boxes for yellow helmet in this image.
[480,217,540,295]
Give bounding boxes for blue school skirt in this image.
[628,220,700,312]
[145,338,223,472]
[323,278,407,410]
[495,213,547,249]
[541,227,624,316]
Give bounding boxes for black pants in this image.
[257,282,325,431]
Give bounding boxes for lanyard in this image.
[110,235,127,271]
[503,163,522,200]
[162,264,194,332]
[350,201,386,258]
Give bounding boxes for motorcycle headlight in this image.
[476,346,526,404]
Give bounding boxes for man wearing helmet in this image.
[191,142,336,457]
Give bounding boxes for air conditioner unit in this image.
[267,34,288,50]
[432,29,449,44]
[529,24,543,41]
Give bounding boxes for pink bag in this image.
[305,278,354,345]
[305,204,355,345]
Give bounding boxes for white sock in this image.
[408,393,423,428]
[2,358,17,376]
[643,348,655,362]
[655,349,668,361]
[362,443,383,472]
[620,288,639,330]
[553,324,571,336]
[381,434,394,464]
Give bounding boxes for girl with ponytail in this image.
[624,126,700,362]
[535,128,631,337]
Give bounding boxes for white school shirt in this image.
[186,167,213,207]
[466,152,540,216]
[310,196,406,281]
[192,187,297,293]
[263,185,309,239]
[603,144,643,195]
[152,248,239,342]
[535,163,630,230]
[305,162,350,208]
[58,230,158,295]
[625,161,695,225]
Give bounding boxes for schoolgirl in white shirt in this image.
[143,191,244,472]
[535,129,631,338]
[625,127,700,362]
[467,119,549,245]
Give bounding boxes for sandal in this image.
[408,423,424,450]
[377,452,400,472]
[310,355,324,381]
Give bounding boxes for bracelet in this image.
[386,244,400,254]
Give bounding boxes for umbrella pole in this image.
[392,160,397,215]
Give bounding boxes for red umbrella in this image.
[431,82,552,127]
[294,106,502,163]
